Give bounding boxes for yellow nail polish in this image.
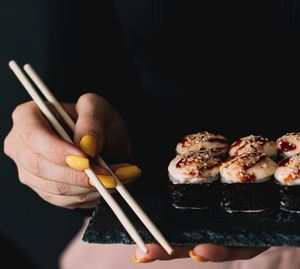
[89,175,116,188]
[79,135,97,157]
[132,253,149,263]
[115,166,142,180]
[189,251,208,262]
[66,155,89,169]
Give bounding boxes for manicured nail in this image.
[132,253,149,263]
[115,165,142,180]
[66,155,89,169]
[89,175,116,188]
[189,251,208,262]
[79,135,97,157]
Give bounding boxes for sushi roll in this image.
[220,152,277,213]
[229,135,278,159]
[176,131,229,156]
[274,153,300,213]
[276,132,300,157]
[168,150,222,209]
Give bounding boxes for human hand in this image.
[4,93,139,209]
[133,244,268,263]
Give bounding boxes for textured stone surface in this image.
[83,171,300,247]
[83,145,300,247]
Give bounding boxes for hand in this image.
[133,244,268,263]
[4,93,136,209]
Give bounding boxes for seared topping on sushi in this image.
[168,151,221,184]
[275,153,300,185]
[277,133,300,157]
[220,152,277,184]
[176,131,229,155]
[229,135,277,157]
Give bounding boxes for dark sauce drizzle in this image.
[229,136,269,155]
[279,157,291,167]
[223,153,268,183]
[278,141,296,152]
[176,157,221,177]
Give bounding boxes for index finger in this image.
[15,102,85,166]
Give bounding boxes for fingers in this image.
[32,187,100,209]
[134,244,191,263]
[16,150,90,187]
[4,98,134,210]
[10,102,84,166]
[17,166,96,196]
[74,93,130,159]
[16,161,141,209]
[133,244,269,263]
[74,93,112,156]
[192,244,268,262]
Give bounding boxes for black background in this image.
[1,1,300,268]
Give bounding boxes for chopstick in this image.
[9,60,148,254]
[24,63,173,255]
[9,60,173,255]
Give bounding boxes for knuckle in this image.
[51,182,68,195]
[68,169,89,187]
[11,104,24,122]
[12,102,39,144]
[20,123,35,146]
[73,193,89,204]
[3,134,12,157]
[17,171,28,185]
[37,192,54,205]
[12,102,35,122]
[27,155,42,177]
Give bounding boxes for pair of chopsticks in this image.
[9,60,173,255]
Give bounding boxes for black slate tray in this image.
[83,147,300,247]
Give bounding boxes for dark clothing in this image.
[1,2,300,268]
[2,1,299,142]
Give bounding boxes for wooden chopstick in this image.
[8,60,148,254]
[10,60,174,255]
[23,63,173,255]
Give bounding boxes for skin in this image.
[4,93,130,209]
[4,92,268,262]
[135,244,268,263]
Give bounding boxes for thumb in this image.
[73,93,113,157]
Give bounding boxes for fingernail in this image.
[79,135,97,157]
[132,253,149,263]
[89,175,116,188]
[189,251,208,262]
[115,165,142,180]
[66,155,89,169]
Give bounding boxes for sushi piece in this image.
[229,135,278,159]
[220,152,277,213]
[274,153,300,213]
[276,132,300,157]
[168,150,222,209]
[176,131,229,156]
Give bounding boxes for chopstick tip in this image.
[23,63,30,70]
[8,60,17,68]
[167,248,174,255]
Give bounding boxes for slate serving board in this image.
[83,147,300,247]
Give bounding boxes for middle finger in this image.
[18,166,96,196]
